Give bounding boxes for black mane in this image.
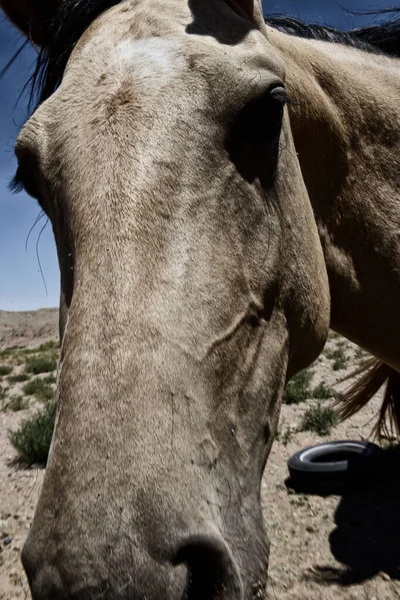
[265,10,400,58]
[25,4,400,108]
[31,0,121,106]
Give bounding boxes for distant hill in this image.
[0,308,59,348]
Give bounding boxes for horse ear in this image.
[0,0,62,46]
[225,0,265,27]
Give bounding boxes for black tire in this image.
[287,440,384,493]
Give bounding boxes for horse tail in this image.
[334,357,400,438]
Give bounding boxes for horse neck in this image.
[269,28,400,368]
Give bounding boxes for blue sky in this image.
[0,1,396,310]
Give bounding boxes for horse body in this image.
[0,0,399,598]
[270,28,400,369]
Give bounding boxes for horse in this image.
[1,1,399,598]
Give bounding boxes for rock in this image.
[2,536,12,546]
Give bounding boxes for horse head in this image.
[1,0,330,597]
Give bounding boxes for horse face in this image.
[8,0,330,597]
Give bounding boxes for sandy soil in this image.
[0,309,399,599]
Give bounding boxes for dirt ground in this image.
[1,309,399,599]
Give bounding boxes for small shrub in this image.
[0,346,24,359]
[278,428,293,446]
[332,353,348,371]
[283,370,312,405]
[0,365,12,376]
[3,396,28,412]
[300,405,338,436]
[328,331,340,340]
[25,355,57,375]
[0,343,58,359]
[23,379,54,402]
[9,403,55,465]
[37,340,59,352]
[8,373,30,383]
[43,375,57,385]
[333,356,347,371]
[312,382,338,400]
[355,347,369,363]
[0,387,6,410]
[325,346,348,371]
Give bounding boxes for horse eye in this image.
[270,86,292,106]
[225,85,290,185]
[10,146,50,214]
[230,88,285,144]
[10,165,40,200]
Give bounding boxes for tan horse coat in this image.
[269,30,400,435]
[0,0,399,597]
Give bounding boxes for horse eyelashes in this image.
[270,86,293,106]
[10,164,40,200]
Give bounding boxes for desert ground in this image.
[0,309,399,599]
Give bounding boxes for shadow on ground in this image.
[293,446,400,585]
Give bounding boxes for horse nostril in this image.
[174,534,243,600]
